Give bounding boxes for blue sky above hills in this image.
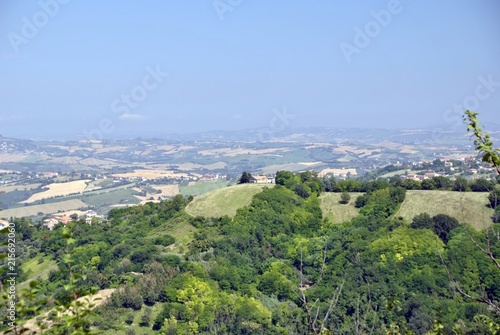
[0,1,499,140]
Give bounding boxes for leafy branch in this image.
[463,110,500,175]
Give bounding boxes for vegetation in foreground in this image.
[0,111,499,334]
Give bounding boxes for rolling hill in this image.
[396,190,494,230]
[319,192,363,223]
[185,183,273,218]
[187,186,494,230]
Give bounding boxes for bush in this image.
[453,177,470,192]
[238,171,252,184]
[339,192,351,204]
[470,178,494,192]
[410,213,433,229]
[125,311,135,325]
[294,183,310,199]
[140,306,152,327]
[432,214,459,243]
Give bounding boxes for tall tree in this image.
[238,171,252,184]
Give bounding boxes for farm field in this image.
[0,183,41,193]
[81,188,140,207]
[197,147,288,157]
[319,192,363,223]
[0,199,87,218]
[179,180,229,197]
[397,190,494,230]
[153,184,180,196]
[135,184,180,204]
[22,180,90,203]
[260,162,324,175]
[185,183,272,218]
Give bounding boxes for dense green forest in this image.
[1,171,499,334]
[1,112,499,334]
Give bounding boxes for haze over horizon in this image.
[1,1,499,140]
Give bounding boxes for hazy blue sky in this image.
[1,1,499,140]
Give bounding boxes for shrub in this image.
[339,192,351,204]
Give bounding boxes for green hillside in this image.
[187,187,495,229]
[18,255,58,290]
[185,183,272,218]
[319,192,363,223]
[397,190,494,229]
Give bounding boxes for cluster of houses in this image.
[404,156,497,180]
[401,172,440,181]
[42,211,104,230]
[248,175,275,184]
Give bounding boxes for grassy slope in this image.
[185,183,272,218]
[148,214,197,254]
[182,185,494,230]
[179,180,229,197]
[18,255,58,290]
[396,190,494,230]
[319,192,363,223]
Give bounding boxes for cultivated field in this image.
[0,199,87,218]
[319,192,363,223]
[135,184,181,203]
[260,162,323,175]
[176,162,227,170]
[22,180,90,203]
[185,183,271,218]
[197,147,288,157]
[152,184,181,196]
[180,180,229,197]
[0,154,27,162]
[0,183,41,193]
[397,190,494,230]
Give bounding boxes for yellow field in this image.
[0,183,41,193]
[154,184,180,196]
[1,199,87,218]
[22,180,90,203]
[134,184,180,204]
[260,162,322,175]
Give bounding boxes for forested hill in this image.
[1,171,499,334]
